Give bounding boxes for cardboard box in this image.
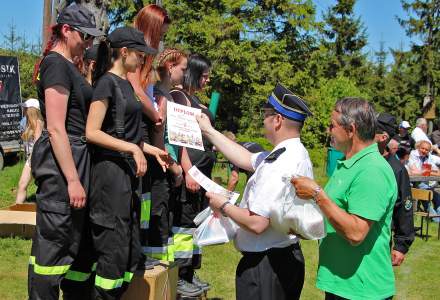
[0,203,36,238]
[122,262,178,300]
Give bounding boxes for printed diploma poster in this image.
[167,101,204,151]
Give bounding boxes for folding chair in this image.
[411,188,440,241]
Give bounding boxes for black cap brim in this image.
[131,44,158,55]
[77,26,105,37]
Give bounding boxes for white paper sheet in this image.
[167,101,204,151]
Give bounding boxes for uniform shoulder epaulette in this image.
[264,147,286,162]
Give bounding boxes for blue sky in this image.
[0,0,419,63]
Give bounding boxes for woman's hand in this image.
[154,148,171,172]
[185,172,200,193]
[68,179,86,209]
[131,145,147,177]
[290,176,320,200]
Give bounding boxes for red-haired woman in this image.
[126,4,173,270]
[28,4,103,300]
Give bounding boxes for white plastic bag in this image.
[270,176,326,240]
[194,212,238,246]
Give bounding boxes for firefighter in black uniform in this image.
[28,4,104,300]
[86,27,169,300]
[170,54,215,297]
[376,113,415,266]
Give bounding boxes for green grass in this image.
[1,161,440,299]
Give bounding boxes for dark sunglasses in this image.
[71,26,93,41]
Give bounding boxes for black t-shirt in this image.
[393,133,415,149]
[37,51,93,136]
[92,72,143,145]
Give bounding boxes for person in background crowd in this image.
[376,113,414,267]
[128,3,171,125]
[28,3,104,299]
[411,118,431,144]
[170,54,216,297]
[140,48,187,272]
[396,145,411,165]
[387,138,399,157]
[198,83,312,300]
[407,140,440,212]
[86,27,169,299]
[429,119,440,147]
[292,98,397,300]
[223,131,265,191]
[83,44,98,84]
[16,99,44,204]
[393,120,415,150]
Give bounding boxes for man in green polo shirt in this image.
[292,98,397,300]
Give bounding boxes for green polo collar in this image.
[337,142,379,169]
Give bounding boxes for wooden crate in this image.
[122,262,178,300]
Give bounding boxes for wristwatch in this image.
[219,201,231,217]
[312,186,322,204]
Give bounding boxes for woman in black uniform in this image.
[28,4,103,300]
[86,27,169,300]
[170,54,216,294]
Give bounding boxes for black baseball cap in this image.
[108,27,157,55]
[57,3,104,37]
[376,112,397,137]
[84,44,99,61]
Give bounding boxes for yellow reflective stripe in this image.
[141,199,151,223]
[65,270,91,282]
[34,262,71,275]
[167,243,175,262]
[173,233,194,252]
[29,256,35,265]
[92,262,97,272]
[95,272,133,290]
[95,275,124,290]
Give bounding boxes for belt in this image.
[41,130,87,144]
[241,243,299,257]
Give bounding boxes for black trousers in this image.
[141,157,173,261]
[172,185,204,281]
[89,157,141,300]
[28,133,94,300]
[236,243,305,300]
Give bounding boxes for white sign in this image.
[167,101,204,151]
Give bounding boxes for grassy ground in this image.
[1,160,440,299]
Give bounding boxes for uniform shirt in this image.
[317,143,397,300]
[411,127,431,144]
[37,51,93,136]
[234,138,313,252]
[92,72,143,145]
[386,154,414,254]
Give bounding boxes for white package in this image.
[194,212,238,246]
[270,176,326,240]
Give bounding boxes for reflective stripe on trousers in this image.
[29,256,97,282]
[140,193,151,229]
[172,227,195,259]
[94,272,134,290]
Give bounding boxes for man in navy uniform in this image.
[197,83,313,300]
[376,113,414,266]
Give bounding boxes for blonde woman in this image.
[16,98,43,204]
